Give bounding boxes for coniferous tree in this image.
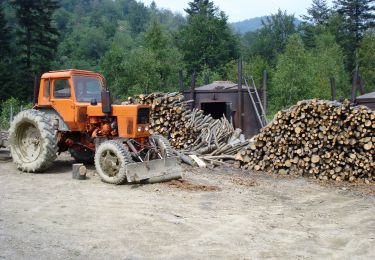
[250,10,296,64]
[184,0,217,16]
[335,0,375,46]
[334,0,375,68]
[11,0,59,98]
[300,0,333,48]
[0,4,11,58]
[302,0,332,25]
[0,3,14,100]
[358,31,375,92]
[178,0,239,74]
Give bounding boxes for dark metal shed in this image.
[356,91,375,110]
[183,81,264,138]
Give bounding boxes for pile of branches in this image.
[236,100,374,183]
[181,109,248,157]
[129,93,248,163]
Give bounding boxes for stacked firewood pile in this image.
[0,131,8,148]
[236,99,374,183]
[130,92,192,148]
[129,93,248,162]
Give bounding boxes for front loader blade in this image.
[125,156,182,183]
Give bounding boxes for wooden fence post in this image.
[330,77,337,101]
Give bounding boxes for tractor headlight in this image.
[137,126,142,132]
[145,126,149,131]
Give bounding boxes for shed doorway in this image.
[201,102,229,120]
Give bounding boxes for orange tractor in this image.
[9,69,181,184]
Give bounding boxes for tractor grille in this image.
[137,108,150,124]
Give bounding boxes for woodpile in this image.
[0,131,8,148]
[236,99,375,183]
[129,93,248,163]
[181,109,249,165]
[130,92,194,149]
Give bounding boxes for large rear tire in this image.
[9,109,57,172]
[149,135,174,158]
[94,140,134,185]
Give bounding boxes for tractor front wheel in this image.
[94,140,134,185]
[149,135,174,159]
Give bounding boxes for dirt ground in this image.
[0,149,374,259]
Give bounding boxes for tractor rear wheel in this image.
[9,109,57,172]
[69,148,94,164]
[94,140,134,185]
[149,135,174,158]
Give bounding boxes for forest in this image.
[0,0,374,117]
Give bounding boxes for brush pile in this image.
[236,99,375,182]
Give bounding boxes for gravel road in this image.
[0,150,374,259]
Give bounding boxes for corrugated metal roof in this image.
[195,81,250,91]
[356,91,375,100]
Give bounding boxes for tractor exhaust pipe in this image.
[101,77,112,114]
[101,90,111,114]
[33,75,39,105]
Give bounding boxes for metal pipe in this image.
[237,60,243,129]
[262,70,267,116]
[126,140,143,162]
[33,75,38,105]
[351,66,359,103]
[190,70,196,108]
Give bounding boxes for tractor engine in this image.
[87,117,118,138]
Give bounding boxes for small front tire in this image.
[94,140,134,185]
[149,135,174,158]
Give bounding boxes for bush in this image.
[0,98,33,130]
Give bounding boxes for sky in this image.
[139,0,334,22]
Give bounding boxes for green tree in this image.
[271,35,314,113]
[302,0,332,25]
[144,20,183,88]
[126,1,150,35]
[271,33,348,114]
[334,0,375,67]
[300,0,333,48]
[184,0,217,16]
[12,0,59,98]
[101,20,183,98]
[177,0,239,74]
[358,31,375,92]
[100,45,129,98]
[224,56,269,87]
[250,10,296,64]
[195,65,222,86]
[0,3,14,101]
[145,19,168,53]
[311,33,348,98]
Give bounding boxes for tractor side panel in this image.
[87,104,150,139]
[74,106,88,131]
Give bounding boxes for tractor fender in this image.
[37,108,70,131]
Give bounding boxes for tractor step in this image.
[125,156,182,183]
